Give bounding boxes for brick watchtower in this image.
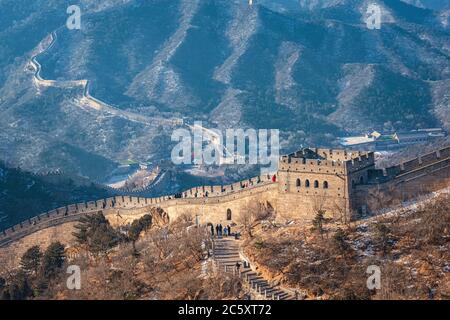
[276,148,375,222]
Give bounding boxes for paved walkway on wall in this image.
[212,237,295,300]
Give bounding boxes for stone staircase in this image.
[212,237,295,300]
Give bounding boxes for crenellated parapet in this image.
[2,146,449,248]
[279,148,374,175]
[181,174,274,198]
[380,145,450,180]
[279,157,346,174]
[345,152,375,173]
[0,175,277,246]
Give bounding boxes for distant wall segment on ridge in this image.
[352,146,450,214]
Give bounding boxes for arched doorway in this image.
[226,209,232,221]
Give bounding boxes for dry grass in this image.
[242,194,450,300]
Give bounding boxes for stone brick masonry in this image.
[1,146,449,252]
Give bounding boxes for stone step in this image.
[244,272,258,278]
[220,263,241,268]
[249,275,265,280]
[253,280,270,287]
[216,256,240,260]
[212,238,295,300]
[214,250,239,254]
[261,289,276,296]
[216,259,241,264]
[215,255,239,258]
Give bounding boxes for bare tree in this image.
[312,189,328,217]
[237,201,272,238]
[367,186,390,213]
[333,199,348,225]
[175,210,195,226]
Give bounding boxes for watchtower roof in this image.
[284,147,374,163]
[287,148,325,160]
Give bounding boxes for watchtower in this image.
[276,148,374,221]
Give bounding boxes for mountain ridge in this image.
[0,0,449,182]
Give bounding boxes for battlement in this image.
[181,174,274,198]
[314,148,373,162]
[381,145,450,179]
[280,148,374,174]
[0,174,277,246]
[345,152,375,172]
[2,146,449,248]
[279,157,345,174]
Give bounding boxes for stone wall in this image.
[0,175,277,248]
[1,146,450,254]
[160,183,279,225]
[0,184,279,264]
[0,222,79,268]
[353,147,450,214]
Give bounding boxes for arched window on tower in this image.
[226,209,232,221]
[323,181,329,189]
[314,180,319,188]
[296,179,301,187]
[305,179,310,188]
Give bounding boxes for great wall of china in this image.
[25,164,171,196]
[29,31,183,128]
[1,145,449,252]
[0,173,277,248]
[6,27,450,250]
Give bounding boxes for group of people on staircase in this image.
[210,223,232,238]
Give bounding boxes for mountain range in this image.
[0,0,449,183]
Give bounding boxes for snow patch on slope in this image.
[213,5,259,84]
[210,88,243,129]
[80,0,134,13]
[328,63,376,129]
[126,0,200,106]
[275,42,301,108]
[439,9,450,27]
[400,0,425,8]
[358,0,396,25]
[298,0,348,10]
[430,79,450,131]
